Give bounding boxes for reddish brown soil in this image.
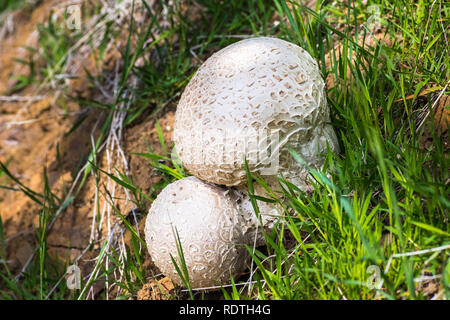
[0,0,90,270]
[124,107,176,196]
[0,1,174,281]
[136,276,176,300]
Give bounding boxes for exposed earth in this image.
[0,0,178,293]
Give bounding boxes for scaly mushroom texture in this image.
[173,37,339,189]
[144,176,250,289]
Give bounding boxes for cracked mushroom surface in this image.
[173,37,339,189]
[144,176,250,289]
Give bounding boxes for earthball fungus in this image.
[173,37,339,189]
[146,37,340,289]
[144,176,250,288]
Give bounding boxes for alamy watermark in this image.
[65,1,131,31]
[66,264,81,290]
[365,5,381,31]
[366,265,382,290]
[66,5,81,30]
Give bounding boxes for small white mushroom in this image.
[144,176,250,289]
[173,37,339,190]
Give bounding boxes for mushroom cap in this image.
[173,37,339,188]
[144,176,249,289]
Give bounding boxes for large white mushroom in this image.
[173,37,339,190]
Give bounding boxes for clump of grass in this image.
[0,0,26,14]
[219,0,449,300]
[0,164,71,299]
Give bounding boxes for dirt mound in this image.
[0,0,94,271]
[136,276,175,300]
[0,0,182,300]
